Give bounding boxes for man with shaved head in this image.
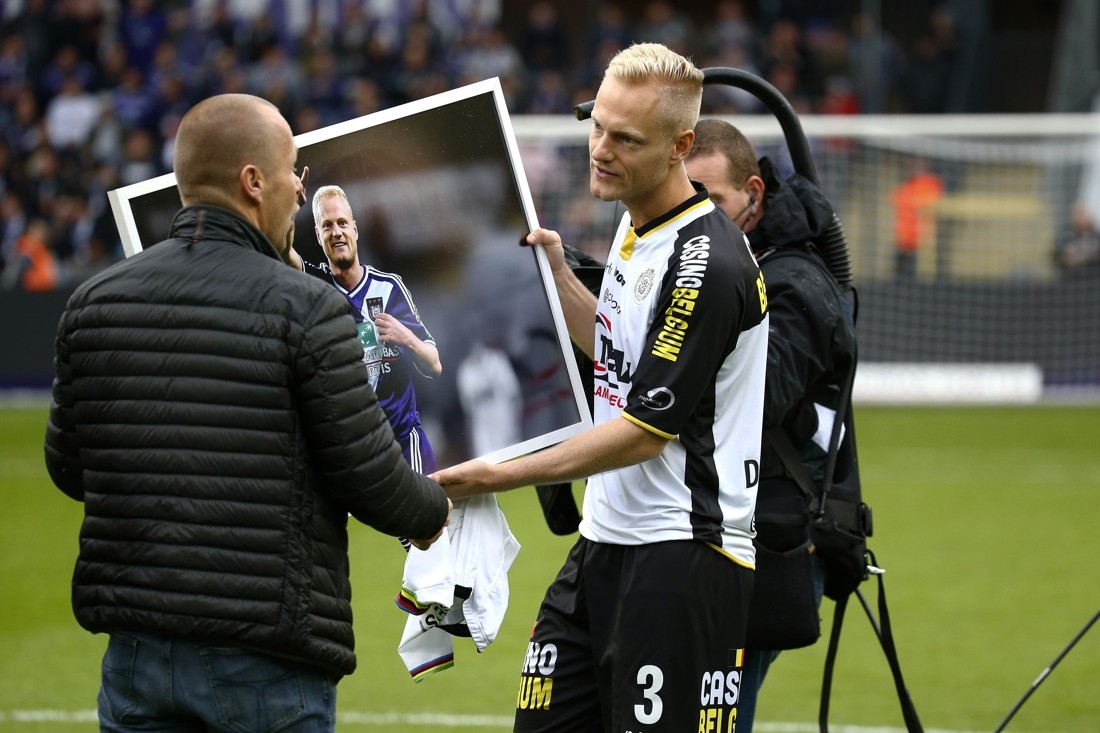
[45,93,450,732]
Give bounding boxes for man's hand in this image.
[283,166,310,269]
[408,497,453,551]
[523,228,569,277]
[374,313,442,376]
[430,460,497,501]
[297,165,310,206]
[523,228,598,358]
[374,313,418,348]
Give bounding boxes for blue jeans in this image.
[737,555,826,732]
[98,632,337,733]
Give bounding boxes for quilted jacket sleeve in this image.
[294,286,448,540]
[44,305,84,501]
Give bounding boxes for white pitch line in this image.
[0,710,1005,733]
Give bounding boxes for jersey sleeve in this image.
[386,277,434,344]
[624,225,761,439]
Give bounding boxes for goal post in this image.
[511,113,1100,403]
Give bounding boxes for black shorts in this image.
[514,537,753,733]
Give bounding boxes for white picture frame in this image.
[107,78,592,469]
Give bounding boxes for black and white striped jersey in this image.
[579,186,769,566]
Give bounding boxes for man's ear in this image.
[746,175,766,206]
[240,164,263,204]
[671,128,695,164]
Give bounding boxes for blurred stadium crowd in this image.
[0,0,960,291]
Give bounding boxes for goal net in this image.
[511,113,1100,403]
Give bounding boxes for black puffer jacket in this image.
[747,158,856,522]
[44,205,448,678]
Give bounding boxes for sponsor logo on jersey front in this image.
[652,235,711,363]
[594,313,632,409]
[356,320,378,349]
[356,321,401,389]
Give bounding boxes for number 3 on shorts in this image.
[634,664,664,725]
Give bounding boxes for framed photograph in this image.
[107,78,592,469]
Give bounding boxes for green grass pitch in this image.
[3,405,1098,731]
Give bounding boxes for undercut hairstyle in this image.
[312,185,353,225]
[689,119,761,186]
[605,43,704,138]
[174,94,282,205]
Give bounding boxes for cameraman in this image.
[686,119,857,730]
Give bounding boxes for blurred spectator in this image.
[521,2,570,74]
[152,73,191,135]
[293,105,324,135]
[165,6,212,80]
[404,1,447,64]
[51,0,105,65]
[454,24,525,88]
[117,128,161,187]
[8,0,53,79]
[804,20,854,94]
[342,77,385,120]
[4,86,45,156]
[158,111,182,173]
[0,140,13,199]
[23,145,63,220]
[766,61,814,115]
[247,44,303,119]
[331,1,377,76]
[898,10,956,114]
[111,67,158,133]
[84,161,121,249]
[818,75,860,115]
[760,18,817,101]
[1060,90,1100,278]
[527,70,571,115]
[1055,210,1100,278]
[634,1,694,55]
[204,0,241,54]
[40,44,96,100]
[44,75,101,151]
[0,190,27,267]
[389,33,448,105]
[575,36,621,92]
[701,45,764,114]
[89,102,124,166]
[0,34,30,103]
[235,9,281,63]
[2,217,56,291]
[586,3,631,57]
[202,46,249,97]
[706,0,755,58]
[849,10,904,113]
[147,42,183,101]
[47,190,89,267]
[95,41,130,93]
[119,0,168,70]
[891,157,944,281]
[301,49,346,126]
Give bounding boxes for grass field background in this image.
[2,404,1098,732]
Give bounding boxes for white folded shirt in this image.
[395,493,520,681]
